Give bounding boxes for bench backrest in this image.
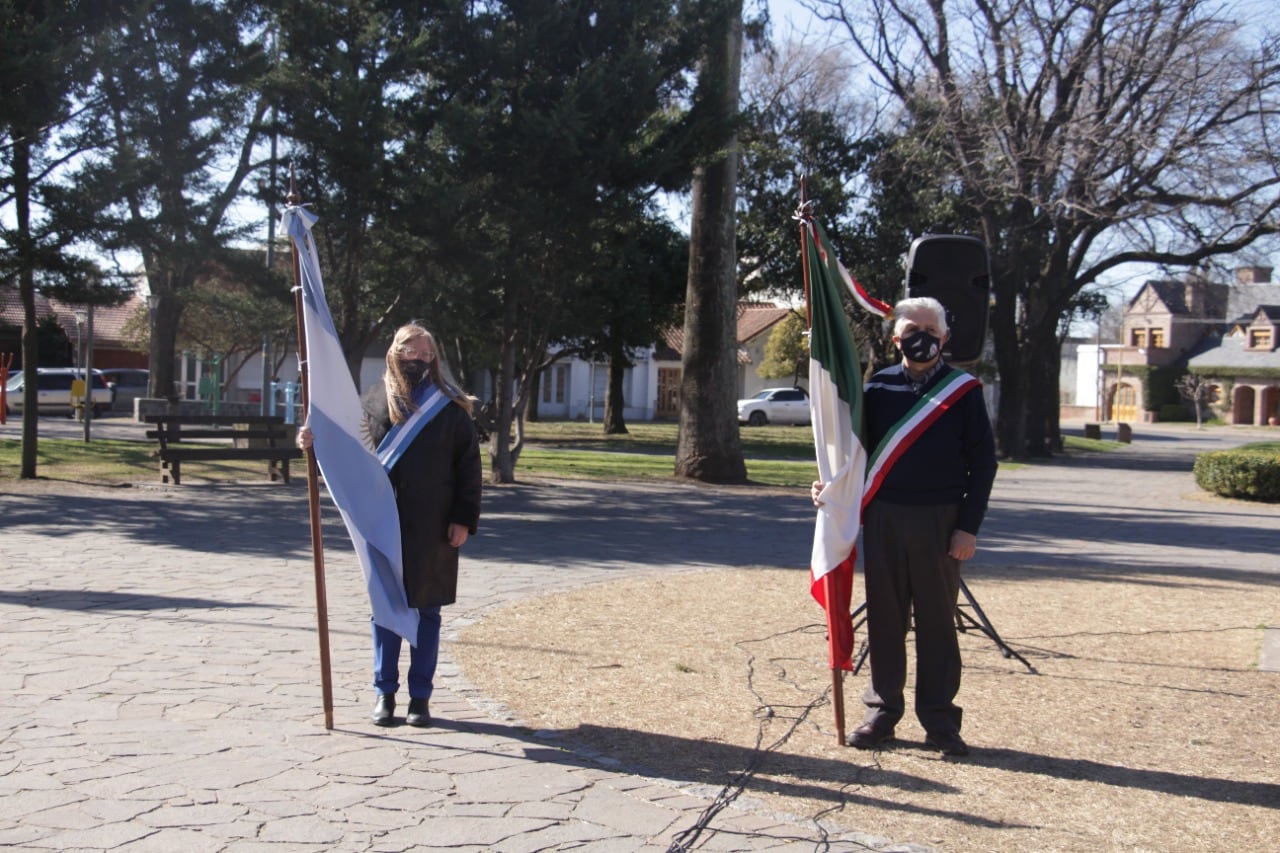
[144,414,289,427]
[144,415,294,445]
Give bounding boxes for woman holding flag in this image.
[299,322,482,727]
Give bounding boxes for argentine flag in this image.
[284,206,419,645]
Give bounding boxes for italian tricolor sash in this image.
[376,382,452,472]
[862,367,981,509]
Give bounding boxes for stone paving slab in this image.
[2,418,1277,850]
[1261,629,1280,673]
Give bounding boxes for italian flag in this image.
[803,218,890,671]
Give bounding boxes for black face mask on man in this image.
[899,329,942,363]
[400,359,429,385]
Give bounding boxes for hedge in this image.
[1157,403,1193,422]
[1193,448,1280,502]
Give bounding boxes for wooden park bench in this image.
[144,414,302,485]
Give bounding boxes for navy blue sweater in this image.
[864,362,998,535]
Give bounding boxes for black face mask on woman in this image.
[400,359,429,385]
[899,329,942,363]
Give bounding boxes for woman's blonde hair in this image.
[384,322,474,423]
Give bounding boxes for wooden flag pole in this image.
[797,177,846,745]
[287,169,335,730]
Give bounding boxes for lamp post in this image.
[73,310,86,372]
[83,305,95,441]
[72,310,86,424]
[1113,341,1124,424]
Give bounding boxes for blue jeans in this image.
[372,607,441,700]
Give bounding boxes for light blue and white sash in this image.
[376,382,452,471]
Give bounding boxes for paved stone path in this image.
[1,417,1276,850]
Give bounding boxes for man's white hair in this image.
[893,296,949,337]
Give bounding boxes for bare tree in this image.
[806,0,1280,456]
[1175,372,1214,428]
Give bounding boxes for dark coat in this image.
[362,384,482,608]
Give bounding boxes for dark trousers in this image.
[372,607,442,700]
[860,500,963,735]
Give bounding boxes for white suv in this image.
[4,368,113,417]
[737,387,810,426]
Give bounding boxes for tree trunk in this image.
[14,132,39,478]
[488,293,519,484]
[1046,341,1065,452]
[1026,342,1058,457]
[149,285,184,402]
[604,345,628,435]
[673,0,746,484]
[527,368,541,423]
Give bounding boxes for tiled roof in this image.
[1228,285,1280,321]
[656,302,792,363]
[1251,304,1280,324]
[736,302,792,343]
[1137,280,1191,313]
[0,285,146,349]
[1187,330,1280,370]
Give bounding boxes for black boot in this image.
[371,693,396,726]
[405,697,431,728]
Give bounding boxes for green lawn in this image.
[1,418,1059,488]
[0,437,294,485]
[518,420,815,459]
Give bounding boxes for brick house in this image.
[1079,266,1280,425]
[1186,268,1280,425]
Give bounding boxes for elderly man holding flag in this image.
[803,213,996,758]
[849,296,996,757]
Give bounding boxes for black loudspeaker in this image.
[904,235,992,364]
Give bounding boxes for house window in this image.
[1248,328,1274,350]
[542,365,567,404]
[1130,328,1147,347]
[1150,328,1166,348]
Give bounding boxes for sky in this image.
[759,0,1279,327]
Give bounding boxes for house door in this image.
[656,368,681,419]
[1111,384,1138,423]
[1259,385,1278,426]
[1233,385,1256,425]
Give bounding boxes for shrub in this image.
[1193,448,1280,502]
[1157,403,1193,422]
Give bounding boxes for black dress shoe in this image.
[405,698,432,728]
[925,730,970,756]
[847,723,895,750]
[371,693,396,727]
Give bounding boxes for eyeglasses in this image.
[399,345,436,359]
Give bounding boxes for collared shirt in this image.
[904,358,947,395]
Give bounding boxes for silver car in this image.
[736,387,810,426]
[4,368,113,417]
[99,368,150,414]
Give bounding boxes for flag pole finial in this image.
[794,174,815,224]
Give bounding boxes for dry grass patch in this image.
[452,566,1278,851]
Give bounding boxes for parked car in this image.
[99,368,150,414]
[3,367,113,417]
[737,387,810,426]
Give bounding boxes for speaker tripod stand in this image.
[850,578,1036,675]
